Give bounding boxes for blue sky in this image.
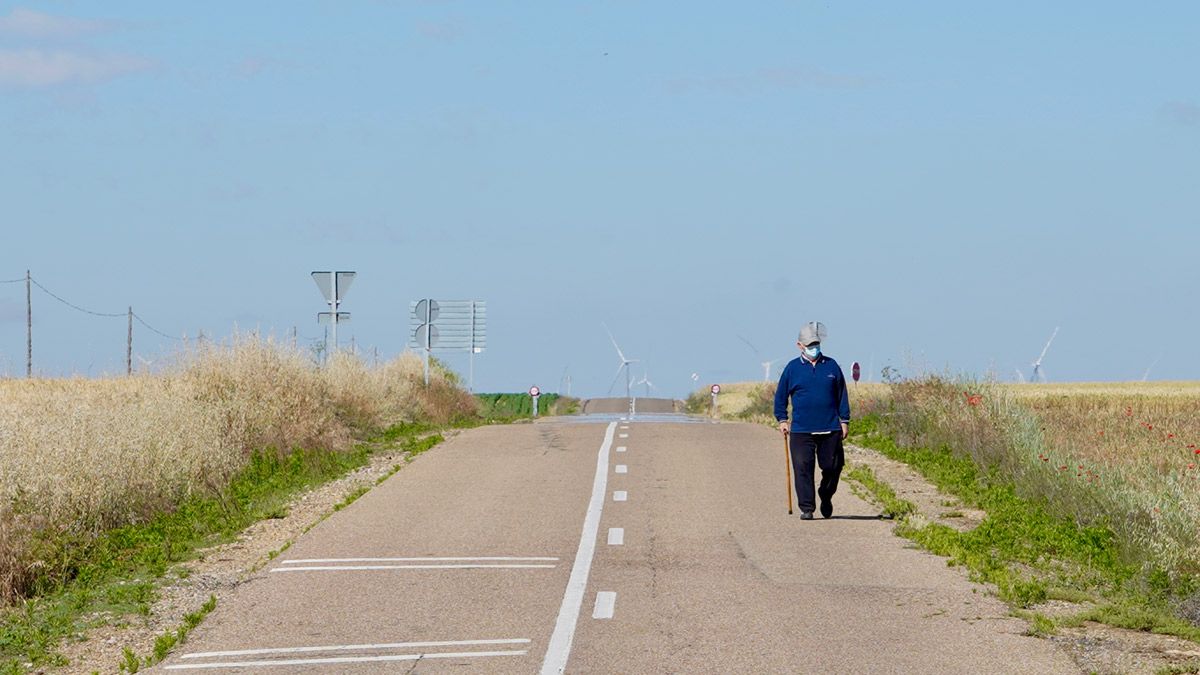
[1,2,1197,397]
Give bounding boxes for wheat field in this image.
[0,337,475,603]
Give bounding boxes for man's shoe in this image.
[820,499,833,519]
[800,511,814,520]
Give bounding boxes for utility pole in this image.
[25,270,31,378]
[127,306,133,376]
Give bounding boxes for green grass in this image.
[474,392,576,420]
[849,414,1200,641]
[0,421,451,674]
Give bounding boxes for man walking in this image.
[774,321,850,520]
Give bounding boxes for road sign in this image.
[852,362,861,382]
[312,271,355,357]
[711,384,721,395]
[414,299,440,323]
[414,324,439,348]
[318,312,351,324]
[529,386,540,397]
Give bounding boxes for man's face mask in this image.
[803,344,821,359]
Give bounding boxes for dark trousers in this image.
[789,432,845,514]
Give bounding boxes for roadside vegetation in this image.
[0,337,566,673]
[475,392,579,420]
[696,377,1200,640]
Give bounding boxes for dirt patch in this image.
[49,431,462,675]
[1049,623,1200,674]
[845,442,986,531]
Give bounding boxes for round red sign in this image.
[710,384,721,395]
[852,362,861,382]
[529,386,540,397]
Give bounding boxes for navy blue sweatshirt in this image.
[773,354,851,433]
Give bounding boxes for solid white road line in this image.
[616,445,627,453]
[182,639,531,659]
[613,491,627,502]
[540,421,616,675]
[607,528,624,545]
[280,557,558,564]
[165,650,527,670]
[615,464,627,474]
[271,564,555,572]
[592,592,616,619]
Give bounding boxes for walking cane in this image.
[783,430,794,515]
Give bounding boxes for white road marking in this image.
[182,639,531,659]
[272,564,555,572]
[619,433,629,438]
[165,650,527,670]
[615,464,627,474]
[592,592,616,619]
[616,446,627,453]
[613,491,627,502]
[281,557,557,564]
[607,528,624,545]
[540,421,616,675]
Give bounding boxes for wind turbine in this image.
[738,335,785,382]
[1030,327,1059,383]
[603,323,637,400]
[635,367,657,397]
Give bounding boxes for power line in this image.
[0,277,25,284]
[29,277,125,318]
[132,312,182,341]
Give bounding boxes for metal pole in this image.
[127,306,133,376]
[330,274,338,356]
[25,270,31,378]
[423,299,432,386]
[291,326,297,349]
[469,301,476,393]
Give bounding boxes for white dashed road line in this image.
[592,592,617,619]
[615,464,627,474]
[616,446,626,453]
[607,528,624,545]
[612,491,627,502]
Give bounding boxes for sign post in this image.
[530,385,541,418]
[710,383,721,418]
[312,271,355,357]
[409,300,487,388]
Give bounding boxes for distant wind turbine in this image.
[1030,327,1059,383]
[635,367,657,397]
[1142,354,1163,382]
[603,323,638,400]
[738,335,785,382]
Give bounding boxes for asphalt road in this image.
[154,416,1077,674]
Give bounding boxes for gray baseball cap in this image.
[798,321,827,346]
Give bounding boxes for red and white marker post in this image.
[529,385,541,418]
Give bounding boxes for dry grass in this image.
[0,336,475,604]
[697,380,889,422]
[853,378,1200,578]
